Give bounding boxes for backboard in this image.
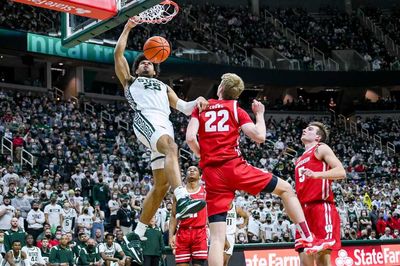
[61,0,162,48]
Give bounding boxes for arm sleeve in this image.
[237,107,253,126]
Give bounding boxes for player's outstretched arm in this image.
[186,117,201,157]
[114,19,137,88]
[241,100,266,143]
[167,87,208,115]
[304,144,346,180]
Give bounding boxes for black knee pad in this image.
[192,259,206,266]
[262,175,278,193]
[208,212,227,223]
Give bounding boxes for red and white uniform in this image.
[294,143,341,251]
[191,99,273,217]
[175,185,208,263]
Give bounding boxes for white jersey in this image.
[61,208,77,233]
[2,250,23,266]
[44,203,62,227]
[126,77,170,123]
[22,246,45,265]
[99,242,122,258]
[226,203,237,235]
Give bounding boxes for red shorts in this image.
[203,158,273,217]
[175,227,208,263]
[295,202,341,251]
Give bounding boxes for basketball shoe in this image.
[302,237,336,255]
[176,196,206,220]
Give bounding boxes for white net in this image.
[135,1,179,24]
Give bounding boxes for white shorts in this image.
[133,111,174,170]
[225,234,235,255]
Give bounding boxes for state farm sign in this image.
[244,244,400,266]
[12,0,117,20]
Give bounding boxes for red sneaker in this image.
[302,238,336,255]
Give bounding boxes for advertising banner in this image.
[244,244,400,266]
[12,0,117,20]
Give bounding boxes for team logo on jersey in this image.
[335,250,354,266]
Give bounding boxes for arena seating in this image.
[0,88,399,244]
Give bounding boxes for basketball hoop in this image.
[131,0,179,24]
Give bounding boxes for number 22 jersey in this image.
[191,99,253,168]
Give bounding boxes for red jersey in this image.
[295,143,334,204]
[191,99,253,168]
[178,185,207,228]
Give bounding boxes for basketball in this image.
[143,36,171,63]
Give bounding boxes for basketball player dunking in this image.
[114,19,208,241]
[295,122,346,265]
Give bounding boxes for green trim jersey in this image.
[126,77,170,120]
[99,242,122,258]
[22,246,45,265]
[61,208,77,233]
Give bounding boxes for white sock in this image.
[134,221,147,237]
[174,186,189,201]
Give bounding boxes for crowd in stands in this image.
[0,88,398,257]
[1,0,400,70]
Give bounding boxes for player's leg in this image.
[208,214,227,266]
[137,168,169,227]
[175,228,191,266]
[223,234,235,266]
[191,228,208,266]
[271,179,336,254]
[156,134,205,219]
[315,251,332,266]
[299,252,315,266]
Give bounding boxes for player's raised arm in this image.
[186,117,201,157]
[304,144,346,180]
[114,19,137,88]
[241,100,266,144]
[167,86,209,115]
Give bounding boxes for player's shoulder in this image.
[315,142,334,153]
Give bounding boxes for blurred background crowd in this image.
[0,88,399,250]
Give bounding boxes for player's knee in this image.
[154,182,170,196]
[272,178,295,197]
[164,139,178,155]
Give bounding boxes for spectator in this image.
[21,234,46,266]
[116,198,133,235]
[49,235,75,266]
[77,208,93,237]
[0,196,16,232]
[92,178,109,213]
[11,188,31,229]
[44,194,63,233]
[77,238,103,266]
[99,233,126,266]
[91,201,105,238]
[26,201,45,242]
[380,227,394,240]
[142,217,164,266]
[4,217,26,252]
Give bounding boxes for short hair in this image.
[220,73,244,100]
[105,233,114,239]
[12,240,21,246]
[132,54,160,77]
[309,121,329,142]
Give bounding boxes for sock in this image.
[296,221,313,242]
[174,186,189,201]
[134,221,148,238]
